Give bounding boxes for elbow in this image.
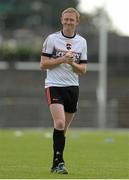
[83,68,87,74]
[82,65,87,74]
[40,57,44,70]
[80,70,86,75]
[40,56,47,70]
[40,57,47,70]
[40,61,47,70]
[81,67,87,74]
[81,69,86,74]
[40,62,44,70]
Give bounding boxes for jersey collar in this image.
[61,30,76,39]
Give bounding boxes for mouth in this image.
[65,24,73,27]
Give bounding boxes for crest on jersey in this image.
[66,43,72,50]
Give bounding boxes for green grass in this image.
[0,129,129,179]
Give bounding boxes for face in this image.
[61,12,79,32]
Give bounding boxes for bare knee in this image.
[54,119,65,130]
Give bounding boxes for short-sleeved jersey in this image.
[42,31,87,88]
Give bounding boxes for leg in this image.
[50,103,65,130]
[64,112,75,134]
[49,104,68,173]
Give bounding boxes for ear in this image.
[76,19,80,25]
[75,21,79,26]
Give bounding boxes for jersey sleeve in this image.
[41,35,54,57]
[80,39,88,64]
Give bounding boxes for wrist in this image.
[71,61,75,66]
[58,56,66,64]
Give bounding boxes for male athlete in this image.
[40,7,88,174]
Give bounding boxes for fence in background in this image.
[0,62,129,128]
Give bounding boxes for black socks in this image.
[52,128,65,168]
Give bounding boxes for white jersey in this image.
[42,31,87,88]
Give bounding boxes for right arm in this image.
[40,35,78,71]
[40,55,66,70]
[40,34,67,70]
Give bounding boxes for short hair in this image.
[61,7,80,22]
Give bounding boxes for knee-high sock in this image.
[52,128,65,167]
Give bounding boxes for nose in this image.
[66,20,71,24]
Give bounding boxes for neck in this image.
[62,29,75,37]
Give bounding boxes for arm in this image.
[40,34,66,70]
[40,51,75,70]
[71,38,88,75]
[71,62,87,75]
[65,51,87,74]
[40,56,66,70]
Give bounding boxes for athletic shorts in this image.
[45,86,79,113]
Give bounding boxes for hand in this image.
[65,51,74,65]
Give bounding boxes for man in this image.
[40,7,88,174]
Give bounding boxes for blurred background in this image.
[0,0,129,129]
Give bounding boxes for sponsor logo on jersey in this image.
[53,48,81,63]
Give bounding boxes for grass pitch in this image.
[0,129,128,179]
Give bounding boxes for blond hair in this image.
[61,7,80,22]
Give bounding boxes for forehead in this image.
[62,12,77,19]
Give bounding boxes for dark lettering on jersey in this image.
[52,48,81,63]
[74,53,81,63]
[56,51,66,57]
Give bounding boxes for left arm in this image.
[71,62,87,75]
[66,39,88,75]
[71,38,88,75]
[65,51,87,75]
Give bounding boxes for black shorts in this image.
[45,86,79,113]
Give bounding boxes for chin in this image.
[65,27,74,31]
